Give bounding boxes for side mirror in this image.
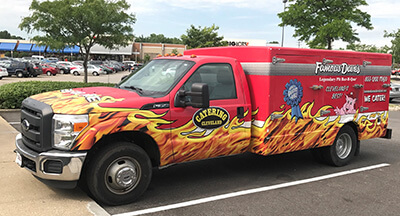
[174,83,210,108]
[189,83,210,108]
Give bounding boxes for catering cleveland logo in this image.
[193,107,229,129]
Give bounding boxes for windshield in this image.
[118,59,195,96]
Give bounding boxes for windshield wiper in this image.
[123,85,144,94]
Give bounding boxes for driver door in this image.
[169,62,250,164]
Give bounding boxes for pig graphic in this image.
[334,94,357,115]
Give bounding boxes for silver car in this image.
[0,66,8,79]
[390,82,400,102]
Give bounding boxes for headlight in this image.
[52,114,88,150]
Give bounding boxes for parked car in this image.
[46,57,59,63]
[73,64,104,76]
[99,65,113,74]
[3,61,35,78]
[392,69,400,76]
[0,67,8,79]
[56,63,71,74]
[72,60,84,65]
[89,60,103,66]
[133,63,144,70]
[31,62,43,75]
[41,63,59,76]
[390,82,400,102]
[123,60,135,68]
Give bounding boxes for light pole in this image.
[281,0,287,47]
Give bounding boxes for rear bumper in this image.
[382,128,392,139]
[15,133,87,184]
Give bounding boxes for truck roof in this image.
[184,46,392,66]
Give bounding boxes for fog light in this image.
[44,160,63,174]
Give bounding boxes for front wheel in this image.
[86,142,152,206]
[73,71,79,76]
[323,125,357,166]
[46,71,51,76]
[93,71,99,76]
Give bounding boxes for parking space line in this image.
[113,163,390,216]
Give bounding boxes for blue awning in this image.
[63,45,80,54]
[47,48,63,53]
[31,44,46,52]
[16,43,33,52]
[0,43,17,51]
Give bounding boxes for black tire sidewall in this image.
[326,125,357,166]
[87,142,152,206]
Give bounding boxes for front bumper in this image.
[15,133,87,182]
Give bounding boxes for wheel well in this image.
[85,131,161,168]
[343,122,360,156]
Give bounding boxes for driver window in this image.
[184,64,237,100]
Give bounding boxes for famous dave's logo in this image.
[193,107,230,129]
[315,62,360,75]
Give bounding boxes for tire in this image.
[86,142,152,206]
[46,71,51,76]
[93,71,99,76]
[0,77,2,80]
[60,69,65,74]
[323,125,357,166]
[16,71,23,78]
[73,71,79,76]
[52,73,56,76]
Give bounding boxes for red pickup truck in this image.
[15,46,392,205]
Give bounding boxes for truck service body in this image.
[15,47,392,205]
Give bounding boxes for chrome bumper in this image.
[15,133,87,181]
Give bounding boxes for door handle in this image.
[237,107,244,119]
[310,85,323,90]
[271,113,284,120]
[353,84,364,89]
[360,106,369,112]
[320,110,331,116]
[382,83,391,88]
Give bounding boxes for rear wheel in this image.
[16,71,23,78]
[93,71,99,76]
[86,142,152,206]
[46,71,51,76]
[323,125,357,166]
[60,69,65,74]
[73,71,79,76]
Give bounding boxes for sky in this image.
[1,0,399,49]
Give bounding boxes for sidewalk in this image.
[0,116,109,216]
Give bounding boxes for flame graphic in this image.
[30,90,388,166]
[249,102,389,156]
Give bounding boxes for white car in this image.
[72,64,104,76]
[0,67,8,79]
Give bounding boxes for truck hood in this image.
[30,87,159,114]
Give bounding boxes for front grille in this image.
[21,98,53,152]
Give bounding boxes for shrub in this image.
[0,81,114,109]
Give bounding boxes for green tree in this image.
[346,43,390,53]
[278,0,373,50]
[136,33,183,44]
[384,29,400,64]
[181,24,227,49]
[171,48,179,55]
[19,0,136,83]
[0,30,25,40]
